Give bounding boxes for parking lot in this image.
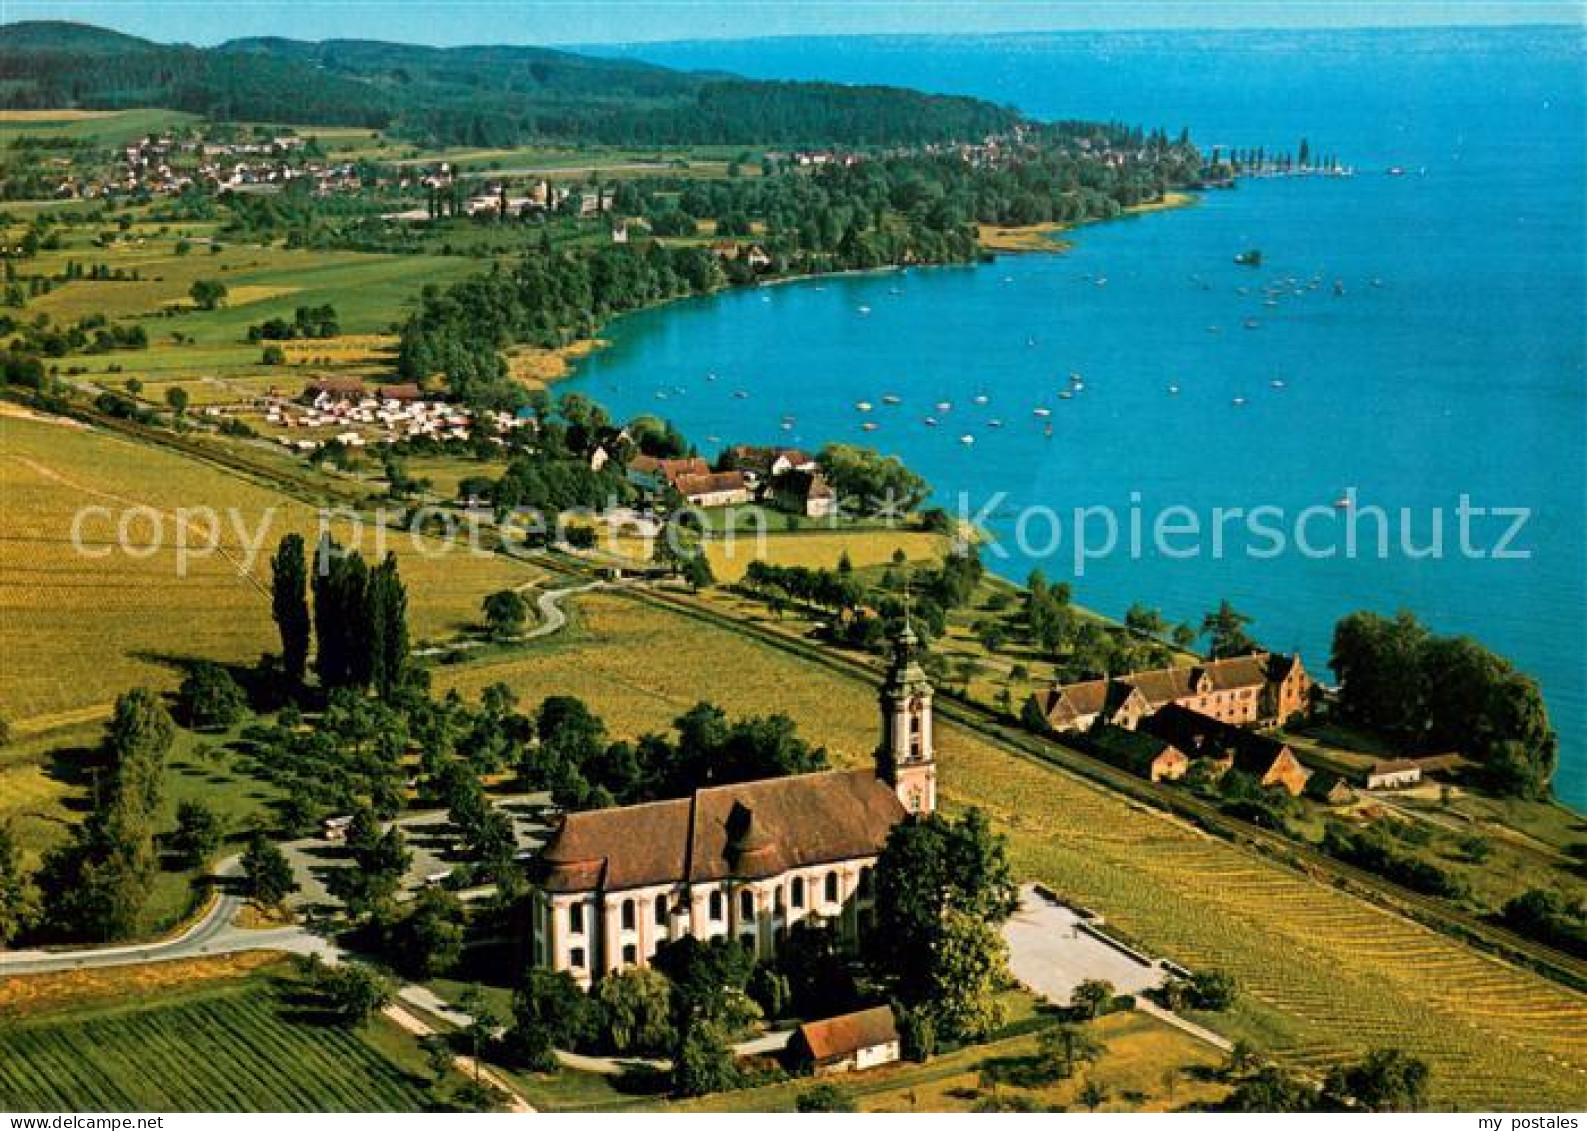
[1001,884,1169,1006]
[281,792,556,912]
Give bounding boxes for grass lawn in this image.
[435,590,1587,1110]
[0,964,439,1112]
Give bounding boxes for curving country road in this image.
[0,859,335,976]
[410,579,609,658]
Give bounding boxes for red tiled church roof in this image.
[536,769,905,894]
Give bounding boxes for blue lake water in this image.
[570,28,1587,805]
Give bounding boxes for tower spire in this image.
[877,611,936,815]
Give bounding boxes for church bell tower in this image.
[878,617,937,815]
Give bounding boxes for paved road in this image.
[0,858,337,976]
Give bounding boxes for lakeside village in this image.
[50,121,1356,213]
[234,374,842,518]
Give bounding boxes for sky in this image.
[2,0,1580,46]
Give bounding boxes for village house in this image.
[1140,704,1312,795]
[1030,651,1312,734]
[302,376,367,402]
[723,445,816,483]
[626,454,710,495]
[1304,770,1356,806]
[787,1006,901,1076]
[1084,724,1190,783]
[1363,760,1422,791]
[527,622,937,986]
[770,469,839,519]
[672,470,753,509]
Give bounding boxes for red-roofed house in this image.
[788,1006,901,1075]
[1029,652,1312,734]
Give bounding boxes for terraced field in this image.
[438,591,1587,1109]
[0,975,432,1112]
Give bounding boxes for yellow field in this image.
[435,592,1587,1109]
[0,411,542,735]
[703,529,947,583]
[0,110,120,122]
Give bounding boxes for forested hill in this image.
[0,21,1022,146]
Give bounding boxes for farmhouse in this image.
[1085,724,1189,782]
[1030,651,1312,733]
[1304,770,1355,806]
[672,470,753,508]
[302,377,367,401]
[770,469,839,519]
[723,445,817,485]
[1364,760,1422,790]
[788,1006,901,1076]
[1140,704,1311,795]
[527,622,937,986]
[627,454,710,494]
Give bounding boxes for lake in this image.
[571,27,1587,805]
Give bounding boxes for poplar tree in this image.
[271,533,311,689]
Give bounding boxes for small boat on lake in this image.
[1334,494,1353,509]
[988,419,1003,428]
[960,434,976,445]
[882,394,902,405]
[1232,396,1247,406]
[1058,390,1074,400]
[855,401,873,412]
[861,422,878,432]
[733,390,749,399]
[1243,318,1261,329]
[1270,378,1286,389]
[1168,384,1181,395]
[1033,407,1051,417]
[936,400,952,412]
[973,394,989,405]
[923,416,939,427]
[857,305,872,315]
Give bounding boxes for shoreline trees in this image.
[1330,610,1557,797]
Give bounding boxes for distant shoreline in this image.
[550,189,1200,387]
